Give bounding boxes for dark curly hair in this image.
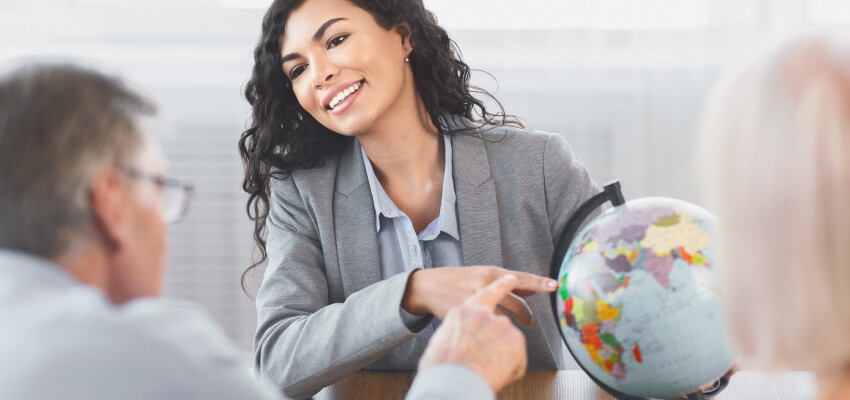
[239,0,521,293]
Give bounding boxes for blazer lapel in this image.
[333,139,382,297]
[452,132,504,268]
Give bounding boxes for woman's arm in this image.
[254,176,425,399]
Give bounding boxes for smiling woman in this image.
[238,0,599,398]
[278,2,410,134]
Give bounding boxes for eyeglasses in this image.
[121,167,194,224]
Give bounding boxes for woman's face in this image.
[280,0,412,136]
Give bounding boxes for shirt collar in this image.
[0,249,79,289]
[360,135,459,240]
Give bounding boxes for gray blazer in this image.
[255,121,599,399]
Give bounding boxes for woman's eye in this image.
[290,65,307,80]
[327,34,349,49]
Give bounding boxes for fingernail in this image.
[546,279,559,289]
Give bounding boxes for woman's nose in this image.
[311,57,338,89]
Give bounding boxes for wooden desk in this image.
[314,370,815,400]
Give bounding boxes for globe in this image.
[550,182,734,399]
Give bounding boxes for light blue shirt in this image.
[0,249,280,400]
[360,134,465,369]
[0,249,493,400]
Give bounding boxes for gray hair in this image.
[697,38,850,371]
[0,64,157,258]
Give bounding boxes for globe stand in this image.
[548,181,729,400]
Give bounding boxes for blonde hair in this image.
[697,37,850,371]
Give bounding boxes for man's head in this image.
[0,64,172,303]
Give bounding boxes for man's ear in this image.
[89,169,132,251]
[395,22,413,53]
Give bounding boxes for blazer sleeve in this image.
[254,176,426,399]
[542,133,601,247]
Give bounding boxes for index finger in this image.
[466,274,518,309]
[512,271,559,293]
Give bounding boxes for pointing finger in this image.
[497,292,533,326]
[466,274,518,310]
[512,271,559,293]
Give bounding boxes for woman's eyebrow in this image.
[280,17,348,66]
[312,17,347,41]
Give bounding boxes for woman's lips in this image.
[328,81,364,116]
[322,79,364,109]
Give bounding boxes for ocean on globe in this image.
[555,196,734,399]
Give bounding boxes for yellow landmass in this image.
[572,297,585,323]
[642,213,709,255]
[586,345,602,363]
[612,246,640,263]
[582,240,598,253]
[597,299,620,321]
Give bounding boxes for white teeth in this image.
[328,82,362,109]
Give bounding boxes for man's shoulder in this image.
[33,296,240,369]
[0,294,275,399]
[117,298,243,359]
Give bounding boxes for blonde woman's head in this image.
[698,37,850,372]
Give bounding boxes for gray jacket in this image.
[255,121,599,398]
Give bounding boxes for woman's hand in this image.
[401,266,559,326]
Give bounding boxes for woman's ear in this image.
[395,22,413,53]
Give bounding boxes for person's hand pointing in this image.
[418,275,529,393]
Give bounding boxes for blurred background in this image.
[1,0,848,361]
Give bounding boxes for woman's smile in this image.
[324,79,364,115]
